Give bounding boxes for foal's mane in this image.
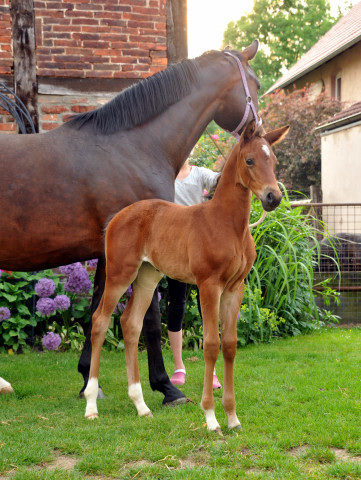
[65,54,217,135]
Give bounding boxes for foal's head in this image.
[237,120,289,212]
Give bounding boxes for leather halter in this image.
[224,51,262,140]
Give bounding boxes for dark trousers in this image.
[166,277,202,332]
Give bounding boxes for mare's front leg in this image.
[198,281,222,433]
[142,290,186,406]
[219,283,244,430]
[78,256,106,399]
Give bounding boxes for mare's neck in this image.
[140,54,240,173]
[210,144,252,232]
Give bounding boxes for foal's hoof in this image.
[85,413,99,420]
[231,424,242,432]
[0,386,14,395]
[144,410,153,418]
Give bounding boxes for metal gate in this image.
[297,203,361,325]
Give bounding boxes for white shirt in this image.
[174,166,220,206]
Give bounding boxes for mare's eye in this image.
[246,157,254,166]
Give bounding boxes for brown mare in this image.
[0,41,260,404]
[84,120,289,432]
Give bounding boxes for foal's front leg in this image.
[198,283,222,432]
[220,285,244,430]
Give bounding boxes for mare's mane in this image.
[66,54,219,135]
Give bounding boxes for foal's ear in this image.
[242,120,257,142]
[263,125,290,146]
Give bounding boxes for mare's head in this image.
[237,120,289,212]
[213,40,261,137]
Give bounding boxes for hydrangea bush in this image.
[34,262,94,351]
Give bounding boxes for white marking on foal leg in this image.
[227,412,241,430]
[128,383,152,417]
[84,377,99,419]
[0,377,14,394]
[202,408,221,432]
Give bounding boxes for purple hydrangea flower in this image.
[114,302,126,315]
[87,259,98,268]
[36,297,55,316]
[126,285,132,297]
[158,291,162,302]
[64,266,92,294]
[0,307,11,321]
[42,332,62,350]
[54,294,71,312]
[35,278,56,298]
[59,262,83,276]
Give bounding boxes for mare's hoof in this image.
[163,396,187,408]
[97,387,105,399]
[144,410,153,418]
[79,385,105,399]
[213,427,223,436]
[162,389,186,407]
[85,413,99,420]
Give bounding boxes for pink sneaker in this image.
[213,374,222,389]
[170,369,186,386]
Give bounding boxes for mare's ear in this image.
[263,125,290,146]
[241,120,257,143]
[241,40,259,61]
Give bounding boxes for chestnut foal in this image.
[84,120,289,432]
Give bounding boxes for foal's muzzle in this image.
[260,188,282,212]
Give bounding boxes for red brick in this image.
[41,105,69,114]
[71,105,95,113]
[41,123,59,130]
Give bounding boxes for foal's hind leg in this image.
[122,263,163,417]
[84,270,136,419]
[220,283,244,430]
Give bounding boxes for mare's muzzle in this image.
[260,188,282,212]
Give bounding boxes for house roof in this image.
[265,1,361,94]
[316,101,361,133]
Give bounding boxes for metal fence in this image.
[297,203,361,325]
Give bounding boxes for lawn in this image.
[1,328,361,479]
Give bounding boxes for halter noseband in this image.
[224,51,261,140]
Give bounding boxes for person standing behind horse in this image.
[167,158,222,389]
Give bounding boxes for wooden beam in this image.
[166,0,188,64]
[10,0,38,132]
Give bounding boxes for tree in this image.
[223,0,344,94]
[260,86,342,195]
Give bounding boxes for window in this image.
[335,72,342,101]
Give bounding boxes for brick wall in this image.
[0,0,172,133]
[34,0,167,79]
[38,93,112,131]
[0,0,12,76]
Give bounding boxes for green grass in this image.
[1,328,361,479]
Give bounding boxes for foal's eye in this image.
[246,157,254,166]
